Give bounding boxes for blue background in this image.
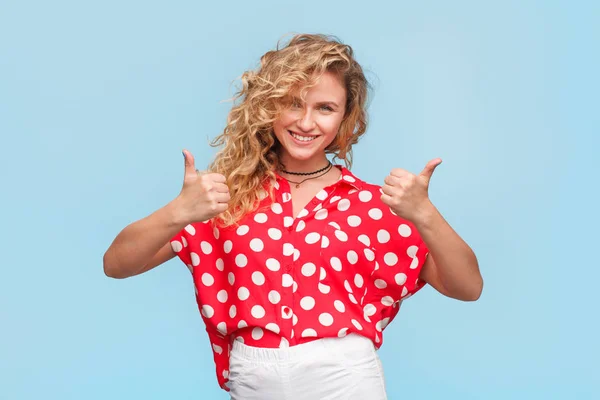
[1,1,598,399]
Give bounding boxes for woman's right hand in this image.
[175,149,230,224]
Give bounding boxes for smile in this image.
[288,130,318,142]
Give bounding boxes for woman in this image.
[104,33,483,399]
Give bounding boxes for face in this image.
[272,71,347,170]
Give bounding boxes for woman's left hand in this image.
[380,158,443,223]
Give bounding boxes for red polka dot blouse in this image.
[170,166,430,390]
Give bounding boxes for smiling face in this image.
[272,71,347,172]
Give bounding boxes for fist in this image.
[380,158,442,223]
[177,149,230,223]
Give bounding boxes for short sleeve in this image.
[375,217,430,301]
[169,221,214,272]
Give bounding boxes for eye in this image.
[319,105,334,112]
[291,98,302,109]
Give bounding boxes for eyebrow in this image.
[316,101,340,108]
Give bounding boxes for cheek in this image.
[320,115,344,135]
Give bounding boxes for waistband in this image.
[230,333,373,363]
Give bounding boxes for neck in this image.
[278,156,331,175]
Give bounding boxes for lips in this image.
[288,130,318,142]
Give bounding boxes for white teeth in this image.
[289,131,316,142]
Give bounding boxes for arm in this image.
[415,202,483,301]
[103,199,187,279]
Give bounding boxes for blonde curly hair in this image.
[208,33,370,227]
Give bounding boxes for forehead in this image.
[293,71,346,101]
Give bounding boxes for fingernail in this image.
[182,151,186,159]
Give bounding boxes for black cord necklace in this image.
[281,161,332,176]
[282,163,333,188]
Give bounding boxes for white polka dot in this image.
[238,320,248,329]
[301,329,317,338]
[384,252,399,266]
[410,257,420,269]
[375,279,387,289]
[266,323,280,334]
[268,290,281,304]
[213,228,220,239]
[283,243,294,256]
[329,221,341,230]
[181,237,188,248]
[334,230,348,242]
[301,263,316,277]
[235,254,248,267]
[183,225,195,236]
[330,195,341,203]
[217,290,228,303]
[318,283,331,294]
[377,229,390,244]
[250,238,264,252]
[348,293,358,304]
[201,273,214,286]
[271,203,283,214]
[395,273,407,285]
[293,280,298,292]
[229,305,237,318]
[213,343,223,354]
[252,327,264,340]
[200,241,212,254]
[201,305,214,318]
[237,287,250,301]
[358,190,373,202]
[252,271,265,286]
[223,370,229,379]
[344,280,354,293]
[315,209,328,220]
[305,232,320,244]
[364,248,375,261]
[338,327,349,337]
[251,305,266,319]
[296,220,306,232]
[266,258,280,271]
[321,235,330,249]
[217,322,227,335]
[347,250,358,265]
[293,249,300,261]
[358,235,371,246]
[364,303,376,317]
[343,175,356,182]
[398,224,412,237]
[280,337,289,348]
[236,225,250,236]
[216,258,224,271]
[316,189,328,200]
[330,257,342,272]
[368,208,383,220]
[223,240,233,253]
[334,300,346,313]
[171,240,183,252]
[319,313,334,326]
[401,286,409,297]
[228,272,235,285]
[320,267,326,280]
[376,318,390,332]
[297,209,309,219]
[351,319,363,330]
[191,252,200,267]
[407,245,418,258]
[283,216,294,227]
[282,274,293,287]
[254,213,268,223]
[347,215,362,227]
[354,274,364,288]
[381,296,394,306]
[282,192,292,202]
[300,296,315,310]
[337,199,351,211]
[268,228,282,240]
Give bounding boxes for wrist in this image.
[165,196,191,228]
[413,199,439,231]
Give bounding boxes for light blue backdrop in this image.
[1,0,598,399]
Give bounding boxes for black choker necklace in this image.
[281,161,332,176]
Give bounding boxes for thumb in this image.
[419,158,442,184]
[182,149,197,177]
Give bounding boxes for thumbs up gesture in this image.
[380,158,442,223]
[176,149,230,224]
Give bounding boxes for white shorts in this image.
[228,333,388,400]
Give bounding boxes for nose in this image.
[297,109,316,132]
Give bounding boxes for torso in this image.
[282,167,342,219]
